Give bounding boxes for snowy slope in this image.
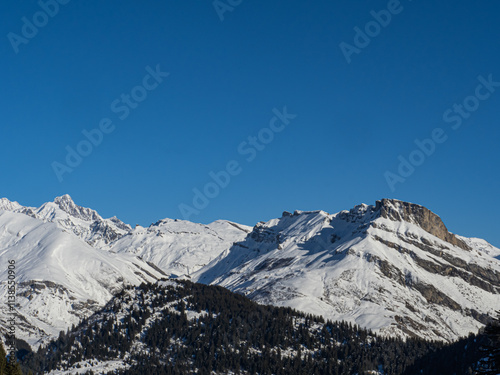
[0,211,166,348]
[194,200,500,342]
[110,218,252,277]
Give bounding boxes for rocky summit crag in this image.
[376,198,470,250]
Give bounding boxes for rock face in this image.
[375,199,471,251]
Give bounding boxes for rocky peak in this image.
[53,194,76,208]
[375,199,470,251]
[53,195,101,222]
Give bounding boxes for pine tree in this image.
[0,341,7,375]
[5,361,23,375]
[0,342,23,375]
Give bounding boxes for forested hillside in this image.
[10,280,495,374]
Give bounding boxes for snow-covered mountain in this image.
[194,199,500,342]
[1,195,499,347]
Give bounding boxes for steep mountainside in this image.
[194,199,500,342]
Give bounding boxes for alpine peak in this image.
[52,194,101,222]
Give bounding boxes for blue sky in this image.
[1,1,499,247]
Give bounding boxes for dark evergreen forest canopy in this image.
[5,280,498,374]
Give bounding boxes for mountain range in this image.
[0,195,499,349]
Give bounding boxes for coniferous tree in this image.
[0,342,23,375]
[475,312,500,374]
[0,341,7,375]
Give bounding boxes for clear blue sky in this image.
[1,1,499,247]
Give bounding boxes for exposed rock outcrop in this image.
[375,199,471,251]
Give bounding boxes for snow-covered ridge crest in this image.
[330,198,470,250]
[111,217,252,278]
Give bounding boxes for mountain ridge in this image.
[194,198,500,341]
[1,195,499,346]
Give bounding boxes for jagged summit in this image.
[53,193,73,204]
[52,194,101,222]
